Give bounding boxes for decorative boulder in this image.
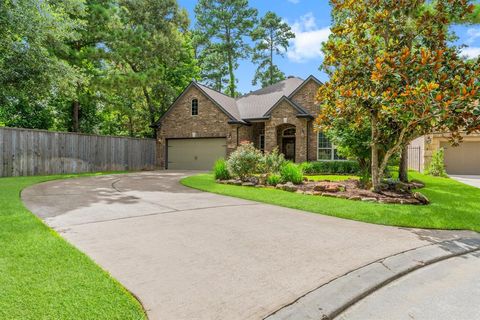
[282,182,298,192]
[242,182,255,187]
[413,192,429,204]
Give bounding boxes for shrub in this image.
[280,163,304,184]
[266,174,281,186]
[213,158,230,180]
[299,160,360,175]
[260,147,286,174]
[227,142,263,181]
[426,148,448,177]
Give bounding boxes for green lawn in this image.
[0,173,146,320]
[182,172,480,232]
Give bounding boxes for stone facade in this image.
[265,100,308,163]
[290,79,321,161]
[156,78,322,168]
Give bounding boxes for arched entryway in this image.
[276,124,296,161]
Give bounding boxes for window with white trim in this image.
[317,132,345,160]
[191,99,198,116]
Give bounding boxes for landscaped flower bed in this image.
[215,142,429,206]
[216,177,428,205]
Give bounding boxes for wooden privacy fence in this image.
[0,127,157,177]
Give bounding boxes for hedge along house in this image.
[154,76,343,170]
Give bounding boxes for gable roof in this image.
[236,77,305,119]
[156,75,321,126]
[196,83,243,122]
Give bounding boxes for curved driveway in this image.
[21,171,477,320]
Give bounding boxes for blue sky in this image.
[178,0,480,94]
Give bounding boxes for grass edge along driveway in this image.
[181,172,480,232]
[0,173,146,320]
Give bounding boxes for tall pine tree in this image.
[194,0,257,97]
[251,11,295,88]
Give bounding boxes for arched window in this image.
[282,128,296,137]
[191,99,198,116]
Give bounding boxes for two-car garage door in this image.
[441,142,480,175]
[167,138,226,170]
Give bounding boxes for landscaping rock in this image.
[313,191,322,196]
[394,182,411,192]
[321,192,338,198]
[378,198,401,204]
[361,197,377,202]
[282,182,298,192]
[232,180,242,186]
[313,184,326,192]
[258,174,268,186]
[296,190,305,194]
[348,196,361,201]
[325,183,342,193]
[410,180,425,189]
[242,182,255,187]
[275,184,284,189]
[413,192,429,204]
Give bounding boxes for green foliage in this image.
[300,161,361,175]
[266,174,282,186]
[213,158,231,180]
[280,163,304,184]
[317,0,479,191]
[226,142,263,181]
[194,0,258,96]
[251,11,295,87]
[260,147,286,174]
[426,148,448,177]
[0,0,82,129]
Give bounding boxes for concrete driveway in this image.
[450,175,480,188]
[21,171,477,320]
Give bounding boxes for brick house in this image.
[155,75,341,170]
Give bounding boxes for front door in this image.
[282,137,296,161]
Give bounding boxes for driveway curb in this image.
[264,237,480,320]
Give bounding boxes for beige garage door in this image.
[441,142,480,175]
[167,138,226,170]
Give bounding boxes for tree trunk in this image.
[227,51,235,97]
[370,114,382,192]
[399,146,409,182]
[72,100,80,132]
[142,86,157,139]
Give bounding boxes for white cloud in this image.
[467,28,480,43]
[287,13,331,63]
[461,47,480,59]
[287,0,300,3]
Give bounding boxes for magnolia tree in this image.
[316,0,480,192]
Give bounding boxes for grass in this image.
[182,171,480,232]
[0,173,146,320]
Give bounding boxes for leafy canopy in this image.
[317,0,480,191]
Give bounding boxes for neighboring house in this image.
[409,133,480,175]
[155,75,341,170]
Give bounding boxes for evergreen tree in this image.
[251,11,295,88]
[194,0,258,97]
